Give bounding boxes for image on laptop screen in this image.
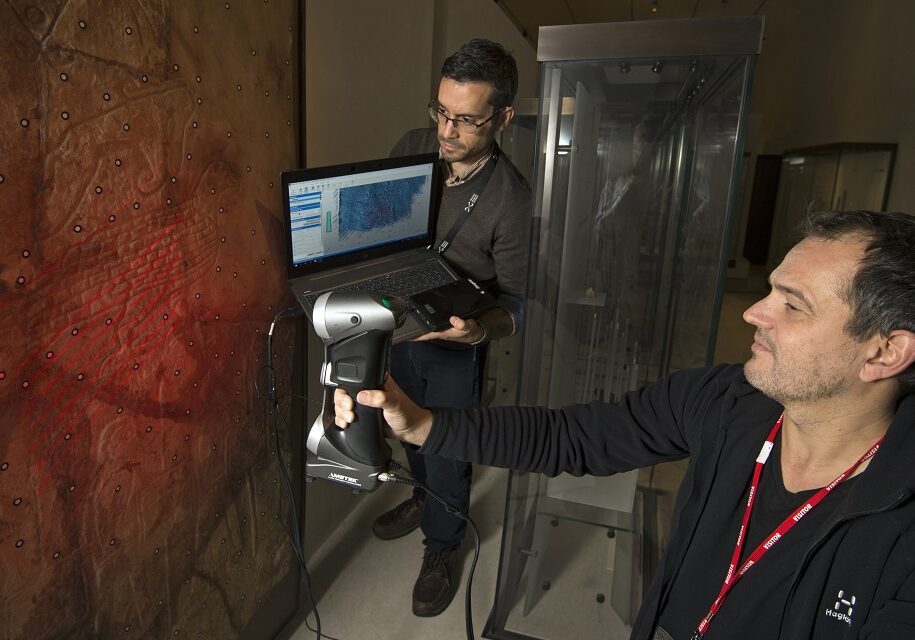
[286,160,436,268]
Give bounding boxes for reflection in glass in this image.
[767,143,896,268]
[485,18,762,640]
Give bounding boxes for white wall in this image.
[305,0,435,165]
[430,0,539,103]
[305,0,537,167]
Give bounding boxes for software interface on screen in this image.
[287,163,434,267]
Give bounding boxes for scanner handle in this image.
[324,393,392,467]
[324,330,393,467]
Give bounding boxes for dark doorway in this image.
[742,154,781,265]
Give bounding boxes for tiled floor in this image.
[291,286,766,640]
[290,461,510,640]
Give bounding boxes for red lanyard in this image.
[691,414,883,640]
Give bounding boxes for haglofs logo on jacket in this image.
[824,590,856,626]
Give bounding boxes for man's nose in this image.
[742,297,769,328]
[440,117,459,137]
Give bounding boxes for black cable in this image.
[264,306,328,640]
[272,393,346,640]
[380,467,481,640]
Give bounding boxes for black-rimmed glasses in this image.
[428,101,504,133]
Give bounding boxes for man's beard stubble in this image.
[743,333,851,405]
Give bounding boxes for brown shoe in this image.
[372,496,423,540]
[412,548,461,617]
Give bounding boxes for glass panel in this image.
[667,65,753,371]
[767,145,895,267]
[767,153,840,267]
[833,149,894,211]
[485,114,538,408]
[486,33,757,640]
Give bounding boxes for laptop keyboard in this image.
[305,261,455,306]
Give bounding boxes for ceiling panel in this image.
[497,0,767,46]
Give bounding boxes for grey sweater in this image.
[391,128,531,327]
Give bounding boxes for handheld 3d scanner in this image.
[305,291,407,492]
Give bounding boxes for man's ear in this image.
[861,330,915,383]
[495,106,515,133]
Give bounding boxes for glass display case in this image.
[484,17,763,640]
[766,143,896,268]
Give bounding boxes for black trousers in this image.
[391,340,485,552]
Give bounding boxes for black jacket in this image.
[421,364,915,639]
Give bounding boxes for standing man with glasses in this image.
[373,38,531,617]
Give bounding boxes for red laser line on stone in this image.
[34,312,190,494]
[11,215,187,381]
[20,244,185,435]
[23,217,220,487]
[16,214,190,390]
[26,265,184,439]
[0,210,183,314]
[26,250,186,460]
[29,281,193,468]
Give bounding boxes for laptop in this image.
[281,153,459,341]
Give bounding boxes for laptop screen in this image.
[281,153,441,278]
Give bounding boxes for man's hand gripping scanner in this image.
[305,291,407,492]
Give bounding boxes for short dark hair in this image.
[802,210,915,393]
[441,38,518,111]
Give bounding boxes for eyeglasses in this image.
[428,101,504,133]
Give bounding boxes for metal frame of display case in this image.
[484,17,763,640]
